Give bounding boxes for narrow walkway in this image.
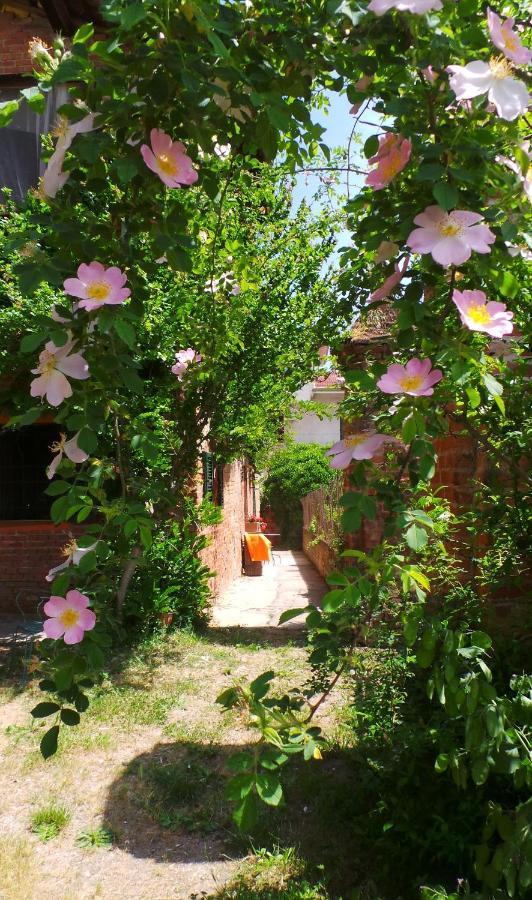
[211,550,326,630]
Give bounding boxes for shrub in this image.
[125,499,220,630]
[262,444,335,548]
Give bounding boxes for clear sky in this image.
[292,89,382,250]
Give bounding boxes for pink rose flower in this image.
[46,539,98,582]
[407,205,495,267]
[30,338,90,407]
[487,9,531,67]
[368,0,442,14]
[171,348,202,380]
[43,590,96,645]
[141,129,198,188]
[46,431,89,479]
[64,262,131,311]
[366,133,412,190]
[452,289,514,338]
[370,256,410,302]
[377,358,443,396]
[326,433,389,469]
[40,114,95,199]
[349,75,374,115]
[447,59,529,121]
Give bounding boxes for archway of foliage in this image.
[1,0,530,895]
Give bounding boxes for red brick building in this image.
[0,0,258,613]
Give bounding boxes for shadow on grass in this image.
[100,739,386,897]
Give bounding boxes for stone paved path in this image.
[211,550,326,630]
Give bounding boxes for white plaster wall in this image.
[288,384,342,446]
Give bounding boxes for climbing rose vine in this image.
[3,0,530,893]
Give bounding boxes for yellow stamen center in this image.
[87,281,110,301]
[399,375,423,392]
[344,435,366,448]
[489,55,513,79]
[503,33,518,53]
[52,115,70,140]
[61,539,78,559]
[381,156,402,180]
[439,216,461,238]
[59,608,79,628]
[156,153,179,176]
[41,352,57,375]
[50,433,67,453]
[467,304,491,325]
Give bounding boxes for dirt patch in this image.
[0,629,319,900]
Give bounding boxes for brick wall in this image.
[200,460,258,599]
[0,521,84,613]
[0,4,54,76]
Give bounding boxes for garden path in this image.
[211,550,326,630]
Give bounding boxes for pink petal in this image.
[64,435,89,464]
[140,144,158,173]
[65,589,90,609]
[407,227,439,254]
[78,262,105,282]
[329,448,354,469]
[406,358,432,376]
[105,267,128,288]
[413,206,444,228]
[150,128,173,156]
[77,608,96,630]
[56,352,89,380]
[46,371,73,406]
[431,236,471,267]
[43,618,66,639]
[63,625,85,645]
[63,277,89,300]
[44,595,69,616]
[451,211,484,226]
[46,450,62,479]
[326,440,347,456]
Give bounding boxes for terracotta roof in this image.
[350,304,397,342]
[313,372,345,388]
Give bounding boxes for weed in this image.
[76,826,115,849]
[30,802,70,841]
[206,847,328,899]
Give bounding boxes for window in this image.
[0,424,59,520]
[202,452,224,506]
[0,85,67,201]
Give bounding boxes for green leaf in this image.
[120,1,149,28]
[322,589,345,613]
[233,792,257,832]
[471,756,490,785]
[45,481,71,497]
[113,319,136,349]
[77,427,98,454]
[406,523,428,552]
[493,269,519,300]
[278,607,307,625]
[40,725,60,759]
[0,99,20,127]
[227,752,254,773]
[363,134,379,159]
[256,773,283,806]
[60,708,81,726]
[432,182,458,211]
[250,671,274,700]
[342,506,361,532]
[483,373,503,398]
[435,753,449,773]
[20,331,48,353]
[21,87,46,114]
[73,21,94,43]
[225,773,255,801]
[31,702,60,718]
[54,668,73,691]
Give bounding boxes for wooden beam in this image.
[39,0,75,33]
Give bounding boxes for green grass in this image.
[126,745,230,835]
[75,826,115,849]
[30,802,70,841]
[209,847,328,899]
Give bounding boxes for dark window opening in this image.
[0,86,67,202]
[0,424,60,520]
[202,452,224,506]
